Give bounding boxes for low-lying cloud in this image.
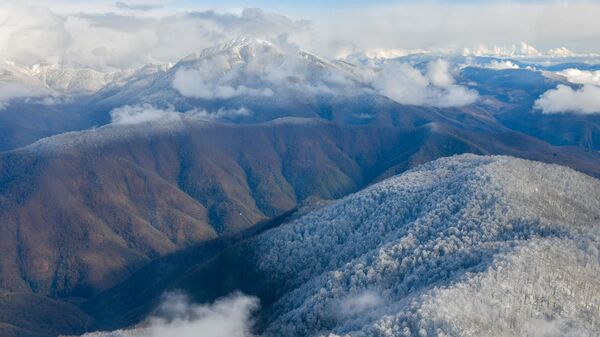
[172,48,476,108]
[110,104,181,124]
[534,84,600,115]
[336,290,383,318]
[557,68,600,86]
[110,104,255,124]
[0,82,50,110]
[485,60,520,70]
[371,59,478,108]
[77,292,260,337]
[191,107,253,120]
[170,39,358,100]
[173,67,274,99]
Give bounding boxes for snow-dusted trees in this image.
[74,154,600,337]
[253,154,600,337]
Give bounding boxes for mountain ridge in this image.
[78,154,600,337]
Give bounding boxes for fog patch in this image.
[191,107,253,120]
[173,66,274,99]
[73,292,260,337]
[523,318,594,337]
[0,82,51,110]
[336,290,383,318]
[110,104,181,124]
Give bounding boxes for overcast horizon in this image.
[3,0,600,70]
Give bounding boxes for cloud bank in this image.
[173,66,274,100]
[557,68,600,86]
[311,2,600,58]
[535,84,600,114]
[171,45,476,108]
[2,2,600,70]
[0,4,307,70]
[170,38,359,101]
[371,59,478,108]
[0,82,49,109]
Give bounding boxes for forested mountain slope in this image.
[83,154,600,337]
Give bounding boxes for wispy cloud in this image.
[110,104,181,124]
[190,107,253,120]
[114,1,162,12]
[79,292,260,337]
[0,80,52,110]
[336,290,383,318]
[173,65,274,100]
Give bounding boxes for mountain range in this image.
[0,38,599,337]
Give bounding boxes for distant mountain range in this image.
[1,38,598,151]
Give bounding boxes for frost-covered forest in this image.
[256,154,600,337]
[75,154,600,337]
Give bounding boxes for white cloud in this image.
[0,4,307,70]
[311,2,600,58]
[336,291,383,318]
[78,292,260,337]
[191,107,253,120]
[147,292,259,337]
[534,84,600,115]
[371,59,478,108]
[0,82,51,110]
[548,47,576,58]
[173,66,273,99]
[110,104,255,124]
[557,68,600,86]
[114,1,163,12]
[170,38,359,100]
[485,60,520,70]
[463,43,541,58]
[427,59,455,87]
[110,104,181,124]
[3,2,600,71]
[0,5,72,66]
[519,42,541,57]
